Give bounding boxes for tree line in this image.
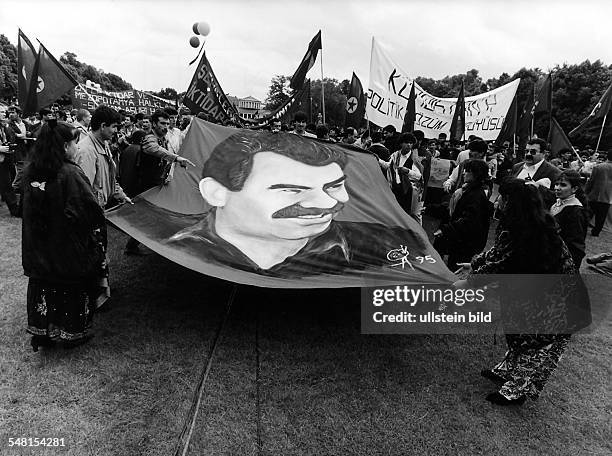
[1,33,611,147]
[265,62,612,148]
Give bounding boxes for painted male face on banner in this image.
[200,151,349,242]
[109,122,455,287]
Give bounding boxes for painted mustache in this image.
[272,202,345,219]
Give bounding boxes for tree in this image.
[264,75,291,110]
[309,78,351,127]
[59,52,132,91]
[153,87,178,101]
[0,34,17,99]
[551,60,612,147]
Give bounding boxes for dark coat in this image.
[511,159,562,183]
[554,205,588,267]
[118,143,142,197]
[22,161,105,283]
[439,184,491,259]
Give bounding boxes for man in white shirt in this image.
[378,132,423,222]
[511,138,561,207]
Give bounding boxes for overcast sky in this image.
[1,0,610,101]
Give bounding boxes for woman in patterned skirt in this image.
[455,178,586,405]
[22,120,105,351]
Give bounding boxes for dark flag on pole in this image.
[495,94,517,147]
[516,74,552,144]
[289,30,322,90]
[533,72,552,115]
[183,51,242,125]
[516,86,535,144]
[17,29,38,109]
[548,117,574,156]
[569,80,612,136]
[449,80,465,141]
[344,72,365,129]
[25,42,77,115]
[401,81,416,133]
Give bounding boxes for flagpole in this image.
[572,146,585,165]
[595,113,608,153]
[320,49,326,125]
[308,80,312,123]
[530,83,535,138]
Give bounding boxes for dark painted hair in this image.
[202,131,347,191]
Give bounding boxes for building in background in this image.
[227,95,270,120]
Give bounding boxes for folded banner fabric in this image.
[367,38,519,140]
[107,119,455,288]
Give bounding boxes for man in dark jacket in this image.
[511,138,561,207]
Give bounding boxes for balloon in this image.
[189,36,200,48]
[197,21,211,36]
[192,22,200,35]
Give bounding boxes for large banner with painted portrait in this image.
[107,119,455,288]
[366,38,520,140]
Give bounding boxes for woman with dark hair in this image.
[551,170,589,267]
[455,178,579,405]
[22,120,105,351]
[433,159,491,270]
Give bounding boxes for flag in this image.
[401,81,416,133]
[106,120,455,288]
[17,29,38,109]
[533,73,552,115]
[344,72,365,129]
[516,85,535,144]
[289,31,322,90]
[495,94,517,147]
[183,51,242,125]
[25,42,77,115]
[516,74,552,144]
[548,117,574,156]
[569,80,612,136]
[449,80,465,141]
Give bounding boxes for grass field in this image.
[1,204,611,456]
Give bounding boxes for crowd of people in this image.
[1,101,611,407]
[277,113,610,405]
[1,102,196,351]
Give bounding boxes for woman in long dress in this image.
[22,120,105,351]
[455,178,584,405]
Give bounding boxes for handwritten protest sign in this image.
[367,38,520,140]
